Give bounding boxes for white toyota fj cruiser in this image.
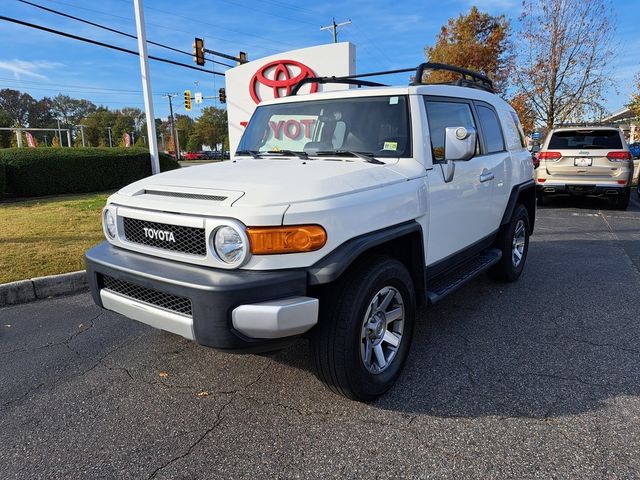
[86,63,535,401]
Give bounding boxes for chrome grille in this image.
[122,217,206,256]
[102,275,192,316]
[143,190,227,202]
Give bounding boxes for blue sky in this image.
[1,0,639,120]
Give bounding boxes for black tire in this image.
[310,255,416,402]
[611,190,630,210]
[487,204,530,282]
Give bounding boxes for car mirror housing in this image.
[444,126,477,162]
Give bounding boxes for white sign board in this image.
[224,42,356,154]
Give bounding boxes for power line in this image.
[43,0,294,53]
[0,15,225,76]
[17,0,234,68]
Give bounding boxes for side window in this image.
[424,100,477,162]
[509,111,526,148]
[476,105,505,153]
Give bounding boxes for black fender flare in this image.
[501,179,536,233]
[307,221,425,289]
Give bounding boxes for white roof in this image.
[259,83,513,111]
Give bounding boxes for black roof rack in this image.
[412,62,494,93]
[288,63,495,97]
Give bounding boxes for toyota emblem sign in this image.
[249,60,318,104]
[225,43,356,154]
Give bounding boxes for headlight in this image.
[103,208,116,239]
[213,225,246,265]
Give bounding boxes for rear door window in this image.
[548,130,623,149]
[476,105,505,153]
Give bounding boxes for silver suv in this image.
[535,126,633,209]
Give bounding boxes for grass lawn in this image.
[0,192,111,284]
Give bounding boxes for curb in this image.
[0,271,88,308]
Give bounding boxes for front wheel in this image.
[310,256,416,401]
[487,204,530,282]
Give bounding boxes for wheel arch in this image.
[501,179,536,233]
[307,221,426,307]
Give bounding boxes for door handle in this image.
[479,171,495,183]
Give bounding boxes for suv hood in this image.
[118,158,412,208]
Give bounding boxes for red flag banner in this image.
[25,131,38,148]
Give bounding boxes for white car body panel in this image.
[102,83,532,272]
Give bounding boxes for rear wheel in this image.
[611,189,630,210]
[310,256,415,402]
[487,204,530,282]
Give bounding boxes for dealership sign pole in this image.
[133,0,160,174]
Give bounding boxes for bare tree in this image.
[515,0,616,128]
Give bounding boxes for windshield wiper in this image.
[315,150,384,164]
[266,150,309,159]
[235,150,261,158]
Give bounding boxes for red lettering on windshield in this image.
[269,120,285,139]
[300,119,315,138]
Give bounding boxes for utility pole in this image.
[320,17,351,43]
[133,0,160,174]
[163,93,180,159]
[107,126,113,147]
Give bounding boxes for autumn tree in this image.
[515,0,615,128]
[424,7,512,93]
[509,93,536,134]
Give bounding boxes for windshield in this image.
[548,130,623,149]
[237,95,411,158]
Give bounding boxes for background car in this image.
[183,152,205,160]
[536,126,633,209]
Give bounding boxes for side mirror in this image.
[444,126,477,162]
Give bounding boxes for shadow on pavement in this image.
[265,235,640,418]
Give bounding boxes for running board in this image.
[426,248,502,304]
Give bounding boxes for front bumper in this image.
[536,183,629,197]
[85,242,318,352]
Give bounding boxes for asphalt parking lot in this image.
[1,196,640,479]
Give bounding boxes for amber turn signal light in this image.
[247,225,327,255]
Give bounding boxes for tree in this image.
[509,93,536,134]
[51,94,97,126]
[192,107,228,150]
[424,7,512,93]
[0,109,12,148]
[515,0,615,128]
[28,97,55,128]
[174,114,194,151]
[0,89,36,126]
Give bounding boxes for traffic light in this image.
[184,90,192,111]
[193,37,205,66]
[219,87,226,104]
[238,51,248,65]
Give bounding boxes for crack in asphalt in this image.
[1,331,139,410]
[146,395,236,480]
[0,311,102,357]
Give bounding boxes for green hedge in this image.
[0,147,180,198]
